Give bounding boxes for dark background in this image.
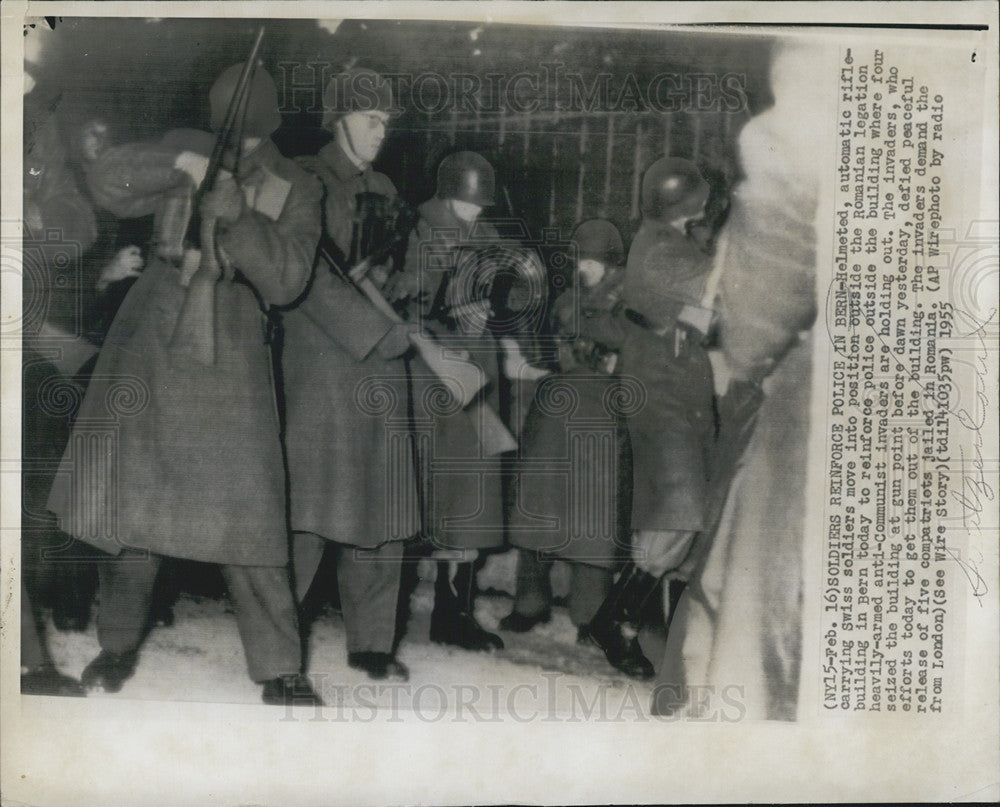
[26,17,775,245]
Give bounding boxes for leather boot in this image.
[348,651,410,681]
[666,578,687,631]
[80,649,139,693]
[430,561,504,651]
[261,673,324,706]
[584,562,659,679]
[21,664,86,697]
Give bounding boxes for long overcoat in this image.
[47,132,321,566]
[620,221,715,533]
[398,198,506,551]
[282,142,420,548]
[509,268,633,567]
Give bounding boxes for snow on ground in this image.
[44,574,665,719]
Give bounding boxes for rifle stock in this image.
[466,398,519,455]
[318,243,516,456]
[167,27,265,366]
[354,277,486,408]
[169,215,221,364]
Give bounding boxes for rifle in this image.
[316,212,517,456]
[169,27,266,366]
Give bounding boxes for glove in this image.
[384,270,425,303]
[173,151,210,187]
[375,322,419,360]
[677,303,716,337]
[500,337,550,381]
[96,245,144,292]
[556,341,578,373]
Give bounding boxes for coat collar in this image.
[237,138,281,176]
[419,197,465,231]
[318,141,371,183]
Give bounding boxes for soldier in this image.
[20,73,96,696]
[583,157,715,679]
[282,68,413,681]
[46,63,323,705]
[500,219,632,642]
[393,151,507,651]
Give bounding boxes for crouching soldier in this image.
[47,63,323,706]
[282,69,413,681]
[501,219,632,641]
[584,158,715,679]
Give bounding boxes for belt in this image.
[625,307,676,338]
[624,307,700,358]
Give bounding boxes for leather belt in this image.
[624,307,674,338]
[624,307,699,358]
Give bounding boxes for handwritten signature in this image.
[947,306,995,603]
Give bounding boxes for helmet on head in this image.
[322,68,400,131]
[436,151,495,207]
[210,62,282,138]
[570,219,625,265]
[640,157,710,224]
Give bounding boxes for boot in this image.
[430,561,504,651]
[348,651,410,681]
[80,649,139,693]
[665,578,687,632]
[584,562,659,679]
[498,549,552,633]
[261,673,324,707]
[498,609,551,632]
[21,664,86,697]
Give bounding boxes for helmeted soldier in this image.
[501,219,634,642]
[281,68,413,681]
[46,62,323,705]
[583,157,716,679]
[392,150,507,652]
[20,68,96,697]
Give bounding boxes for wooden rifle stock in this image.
[169,215,221,365]
[354,275,486,409]
[318,242,517,456]
[168,27,265,366]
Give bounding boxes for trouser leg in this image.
[336,541,403,654]
[511,549,552,618]
[632,529,698,579]
[21,586,46,670]
[291,531,327,603]
[95,550,161,654]
[568,563,612,627]
[220,564,301,683]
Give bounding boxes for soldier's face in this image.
[447,199,482,222]
[339,111,389,164]
[81,121,108,161]
[578,259,607,288]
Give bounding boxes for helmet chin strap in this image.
[336,118,369,170]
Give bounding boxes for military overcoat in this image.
[47,132,321,566]
[509,268,634,567]
[282,142,421,548]
[620,221,716,533]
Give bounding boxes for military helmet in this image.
[570,219,625,265]
[322,68,400,131]
[210,62,282,138]
[640,157,710,224]
[436,151,495,207]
